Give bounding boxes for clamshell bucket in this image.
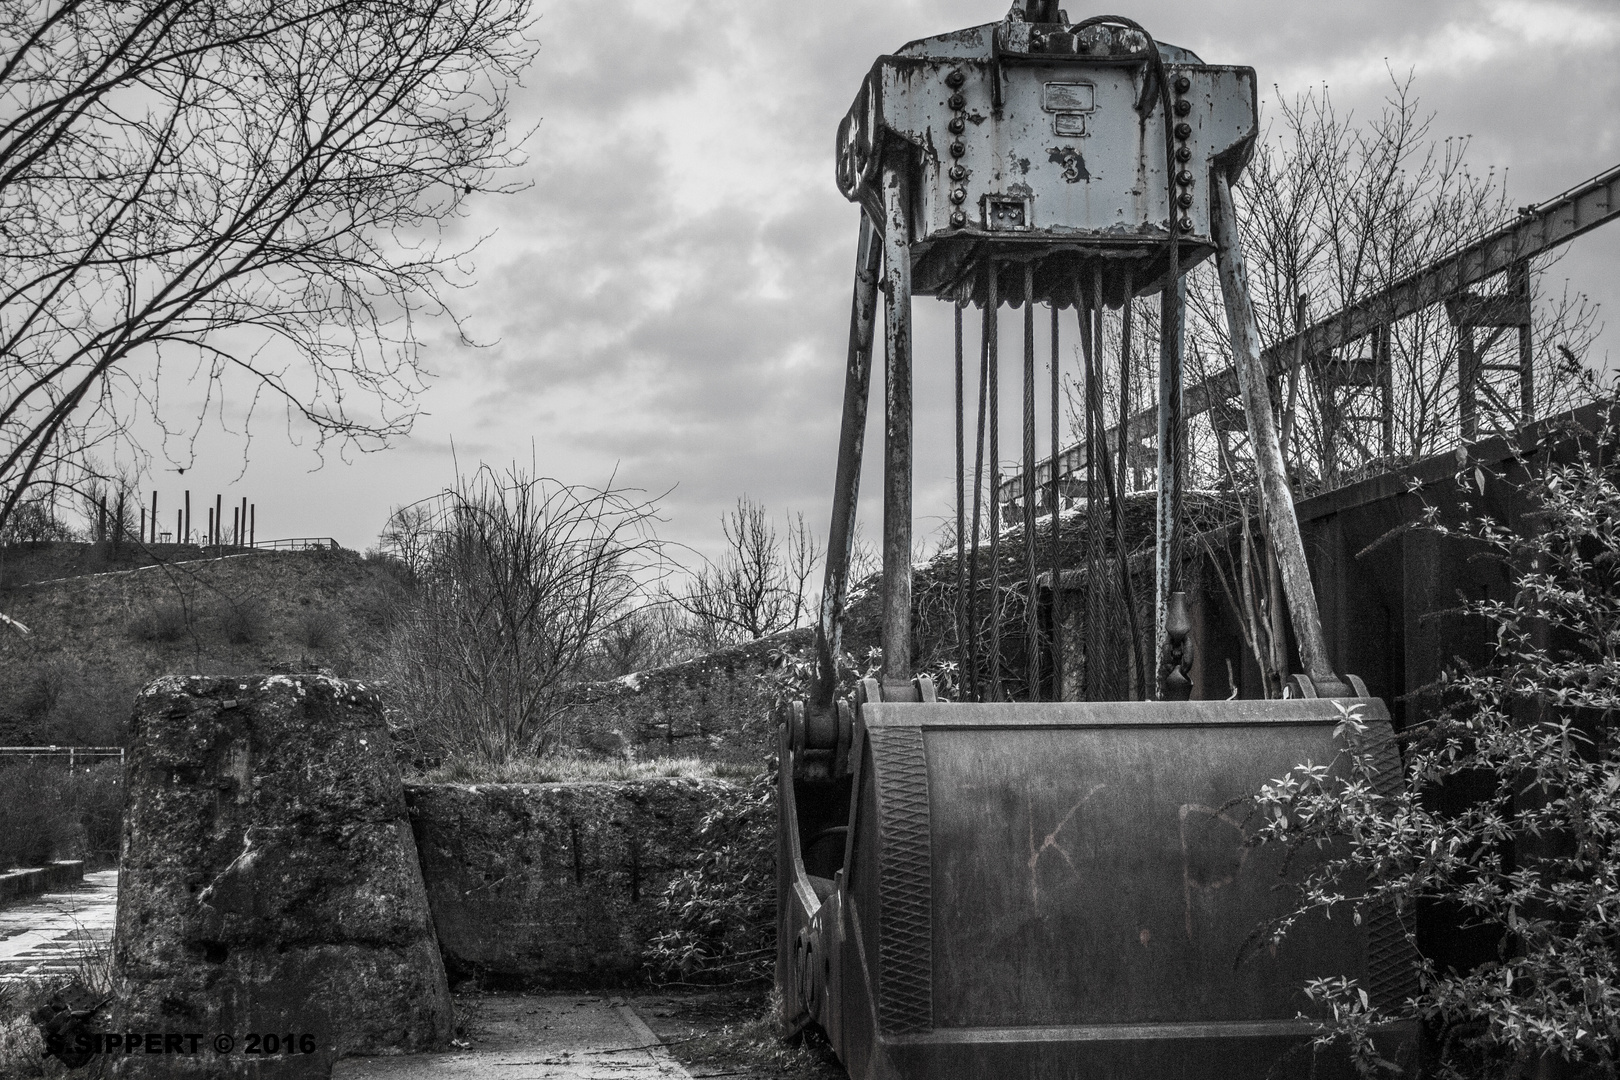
[778,693,1418,1079]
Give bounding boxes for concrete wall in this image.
[555,629,811,764]
[0,860,82,906]
[405,778,753,987]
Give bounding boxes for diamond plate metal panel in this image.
[870,725,933,1033]
[1349,718,1422,1009]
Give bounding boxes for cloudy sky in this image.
[158,0,1620,569]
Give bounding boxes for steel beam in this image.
[1007,160,1620,499]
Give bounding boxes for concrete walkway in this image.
[333,995,693,1080]
[0,868,117,983]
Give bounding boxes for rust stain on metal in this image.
[1177,802,1251,941]
[1026,782,1107,905]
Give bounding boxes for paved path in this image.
[334,995,692,1079]
[0,869,117,983]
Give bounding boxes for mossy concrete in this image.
[406,779,745,987]
[113,673,452,1078]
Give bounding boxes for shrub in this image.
[0,759,123,868]
[293,608,341,650]
[645,771,776,985]
[216,599,264,645]
[1251,425,1620,1079]
[127,602,190,643]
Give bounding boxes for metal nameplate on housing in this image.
[1042,81,1095,113]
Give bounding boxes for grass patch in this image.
[661,992,843,1080]
[126,602,189,643]
[0,931,113,1077]
[292,608,341,650]
[413,755,762,785]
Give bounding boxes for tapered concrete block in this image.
[112,674,452,1078]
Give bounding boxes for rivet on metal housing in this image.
[950,140,966,157]
[1175,145,1192,163]
[951,187,966,204]
[946,70,965,88]
[1174,99,1191,116]
[949,164,967,181]
[950,210,967,227]
[1173,74,1191,94]
[1174,121,1192,140]
[1179,216,1195,233]
[1177,191,1193,208]
[949,117,965,134]
[1177,169,1194,186]
[948,92,966,110]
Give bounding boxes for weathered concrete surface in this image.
[0,868,115,983]
[556,630,809,763]
[113,674,452,1078]
[333,995,692,1079]
[0,860,83,906]
[406,780,742,987]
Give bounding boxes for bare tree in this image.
[0,0,535,549]
[675,497,822,647]
[379,465,662,764]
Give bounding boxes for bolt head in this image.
[1175,145,1192,163]
[950,187,966,204]
[948,92,965,110]
[1177,169,1194,186]
[1173,74,1191,94]
[1174,98,1192,116]
[946,70,965,89]
[1174,121,1192,140]
[950,140,966,157]
[949,164,967,181]
[1179,216,1195,233]
[948,117,965,134]
[950,210,967,227]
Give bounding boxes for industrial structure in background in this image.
[777,4,1415,1078]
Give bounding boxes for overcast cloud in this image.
[158,0,1620,569]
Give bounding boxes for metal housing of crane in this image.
[835,11,1257,304]
[779,5,1418,1078]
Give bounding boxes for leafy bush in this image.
[127,601,190,643]
[293,608,341,650]
[0,760,124,868]
[1252,429,1620,1079]
[646,771,776,985]
[216,599,264,645]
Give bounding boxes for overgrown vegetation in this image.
[415,755,758,785]
[1252,419,1620,1078]
[0,760,123,869]
[646,771,776,985]
[376,464,664,764]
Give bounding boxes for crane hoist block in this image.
[836,13,1257,306]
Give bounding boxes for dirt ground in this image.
[452,986,846,1080]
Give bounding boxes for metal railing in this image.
[0,746,124,767]
[251,537,342,552]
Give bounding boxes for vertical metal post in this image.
[986,264,1003,700]
[250,504,255,547]
[1458,323,1478,442]
[151,491,158,545]
[813,213,881,709]
[1377,322,1394,457]
[1022,266,1039,700]
[184,490,190,545]
[215,494,223,549]
[1081,274,1105,700]
[1118,271,1133,498]
[1049,301,1061,701]
[955,300,967,698]
[1154,277,1184,699]
[879,164,914,688]
[969,289,992,702]
[1212,171,1348,698]
[1512,259,1533,423]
